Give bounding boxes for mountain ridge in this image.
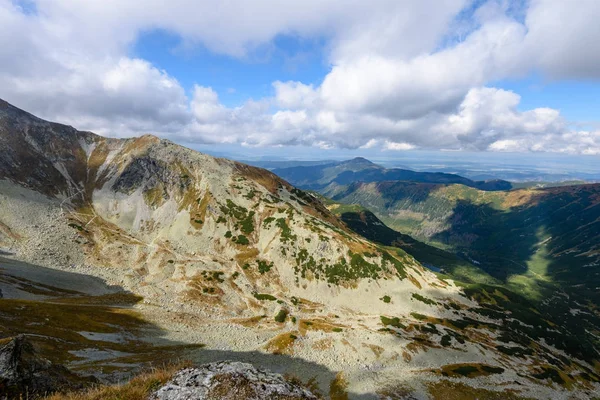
[273,157,512,192]
[1,99,599,399]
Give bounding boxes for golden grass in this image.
[233,162,284,194]
[49,292,143,306]
[329,372,349,400]
[43,362,191,400]
[298,318,346,335]
[407,275,422,289]
[427,381,533,400]
[0,298,164,366]
[264,331,299,355]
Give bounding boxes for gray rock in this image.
[150,361,318,400]
[0,335,91,399]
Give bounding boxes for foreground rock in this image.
[0,335,89,399]
[150,361,318,400]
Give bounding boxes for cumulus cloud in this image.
[0,0,599,153]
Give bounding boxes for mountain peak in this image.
[347,156,375,165]
[339,157,381,169]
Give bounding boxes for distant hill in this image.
[273,157,512,191]
[240,159,337,170]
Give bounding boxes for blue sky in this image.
[133,31,330,107]
[133,28,599,125]
[2,0,600,160]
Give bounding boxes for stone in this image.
[150,361,318,400]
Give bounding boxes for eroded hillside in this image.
[1,100,599,399]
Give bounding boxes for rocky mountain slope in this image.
[273,157,512,192]
[319,180,600,303]
[0,100,599,399]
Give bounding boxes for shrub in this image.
[274,309,288,323]
[380,316,406,329]
[253,293,277,301]
[236,235,249,245]
[412,293,437,306]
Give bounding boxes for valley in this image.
[0,100,599,399]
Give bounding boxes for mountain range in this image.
[0,99,599,399]
[273,157,513,191]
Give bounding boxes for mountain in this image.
[323,181,600,300]
[321,200,496,284]
[0,99,599,399]
[273,157,512,191]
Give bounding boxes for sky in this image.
[1,0,600,159]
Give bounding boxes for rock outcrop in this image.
[150,361,318,400]
[0,335,89,399]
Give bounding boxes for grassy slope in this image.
[44,362,189,400]
[325,196,600,367]
[325,182,600,303]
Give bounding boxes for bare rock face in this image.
[0,335,89,399]
[150,361,319,400]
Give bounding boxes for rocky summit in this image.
[150,361,318,400]
[0,335,90,398]
[0,99,599,399]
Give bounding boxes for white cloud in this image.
[0,0,600,153]
[383,141,416,151]
[273,81,318,109]
[523,0,600,79]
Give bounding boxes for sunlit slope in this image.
[325,197,600,376]
[324,181,600,301]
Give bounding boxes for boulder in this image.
[0,335,89,399]
[150,361,319,400]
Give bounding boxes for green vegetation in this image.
[410,312,428,321]
[412,293,437,306]
[452,365,479,377]
[276,218,297,243]
[440,335,452,347]
[219,199,255,234]
[290,244,409,285]
[212,271,225,283]
[253,293,277,301]
[257,260,274,274]
[327,193,600,366]
[233,234,249,245]
[243,189,257,199]
[381,295,391,303]
[274,309,288,323]
[380,316,406,329]
[332,328,343,333]
[481,365,505,374]
[263,216,275,227]
[532,366,565,385]
[68,223,85,232]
